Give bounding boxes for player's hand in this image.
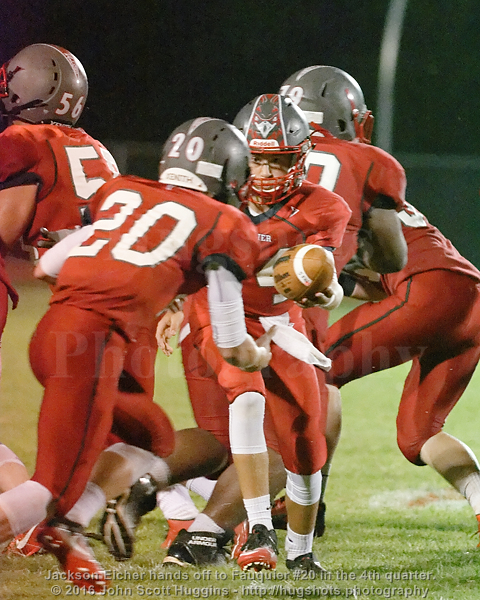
[255,325,277,353]
[37,226,80,249]
[298,279,344,310]
[219,327,276,372]
[156,309,184,356]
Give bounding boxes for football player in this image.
[0,44,118,506]
[159,94,351,573]
[0,117,274,590]
[0,45,201,564]
[281,66,480,544]
[273,66,408,531]
[324,200,480,542]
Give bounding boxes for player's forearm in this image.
[206,264,272,371]
[359,208,407,273]
[33,225,94,281]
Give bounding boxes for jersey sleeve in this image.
[304,187,352,249]
[0,127,42,189]
[364,147,406,210]
[199,208,260,282]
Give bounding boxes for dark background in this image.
[2,0,479,264]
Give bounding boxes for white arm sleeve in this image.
[206,265,247,349]
[37,225,94,278]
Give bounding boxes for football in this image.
[273,244,334,302]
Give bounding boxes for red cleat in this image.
[231,520,248,559]
[3,524,45,557]
[38,521,110,593]
[161,519,195,549]
[236,524,278,571]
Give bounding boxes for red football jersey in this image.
[51,176,260,340]
[306,128,406,271]
[0,123,119,248]
[240,180,351,316]
[382,201,480,293]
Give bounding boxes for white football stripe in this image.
[292,244,319,287]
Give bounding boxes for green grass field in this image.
[1,276,480,599]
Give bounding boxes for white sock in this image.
[65,482,106,528]
[458,472,480,514]
[148,458,171,489]
[187,513,225,535]
[285,524,314,560]
[105,443,170,488]
[0,444,25,468]
[244,494,273,531]
[185,477,216,501]
[0,481,52,536]
[157,484,199,520]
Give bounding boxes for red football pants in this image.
[29,304,174,515]
[325,271,480,464]
[183,311,327,475]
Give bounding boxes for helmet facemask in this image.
[0,64,8,99]
[245,146,310,206]
[354,108,374,144]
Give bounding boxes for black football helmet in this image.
[233,93,311,205]
[0,43,88,126]
[279,66,374,143]
[159,117,251,206]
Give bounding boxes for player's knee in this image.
[229,392,267,454]
[286,470,322,505]
[397,434,424,466]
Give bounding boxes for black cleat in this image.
[162,529,229,567]
[236,524,278,571]
[100,474,157,560]
[272,497,326,537]
[286,552,326,576]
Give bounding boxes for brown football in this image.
[273,244,334,302]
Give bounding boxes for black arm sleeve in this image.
[202,253,247,282]
[338,271,357,297]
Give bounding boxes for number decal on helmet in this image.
[167,134,204,162]
[281,85,303,105]
[168,133,186,158]
[185,137,204,162]
[56,92,74,116]
[71,96,86,120]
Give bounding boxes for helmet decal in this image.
[57,48,82,80]
[252,95,283,141]
[188,117,214,134]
